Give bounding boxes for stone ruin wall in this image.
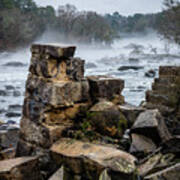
[4,43,178,180]
[16,44,125,157]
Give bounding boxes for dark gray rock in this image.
[3,62,26,67]
[8,104,22,111]
[5,85,15,90]
[5,112,21,118]
[87,75,124,103]
[131,109,172,144]
[118,66,144,71]
[145,69,156,78]
[0,90,7,96]
[13,90,21,97]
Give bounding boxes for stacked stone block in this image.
[145,66,180,134]
[16,44,91,156]
[16,44,125,157]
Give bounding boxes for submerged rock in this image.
[0,90,8,96]
[3,62,26,67]
[145,69,156,78]
[118,66,144,71]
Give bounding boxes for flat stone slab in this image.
[31,44,76,59]
[51,138,137,177]
[0,156,42,180]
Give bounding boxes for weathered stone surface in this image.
[31,44,76,59]
[0,148,15,160]
[43,103,90,125]
[146,91,177,107]
[0,157,42,180]
[99,169,111,180]
[159,66,180,77]
[20,117,72,148]
[88,100,127,138]
[48,166,64,180]
[138,153,175,177]
[51,138,137,179]
[119,103,145,126]
[144,163,180,180]
[87,75,124,103]
[138,153,163,177]
[145,66,180,135]
[26,75,89,108]
[131,109,172,144]
[30,56,84,81]
[0,127,19,149]
[66,57,85,81]
[161,136,180,155]
[130,134,157,154]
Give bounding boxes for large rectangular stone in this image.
[146,90,178,108]
[31,44,76,59]
[26,75,90,107]
[87,75,124,102]
[51,138,136,179]
[20,117,73,148]
[0,157,42,180]
[159,66,180,77]
[29,56,84,81]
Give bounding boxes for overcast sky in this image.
[35,0,164,15]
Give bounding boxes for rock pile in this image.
[15,44,132,179]
[0,44,179,180]
[146,66,180,134]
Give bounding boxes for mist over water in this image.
[0,31,180,123]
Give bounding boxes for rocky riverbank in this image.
[0,44,179,180]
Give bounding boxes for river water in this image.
[0,32,180,124]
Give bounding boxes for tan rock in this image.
[25,75,90,108]
[88,100,127,138]
[30,56,85,81]
[20,117,72,148]
[51,138,137,179]
[44,103,90,125]
[130,134,157,154]
[0,156,42,180]
[87,75,124,102]
[31,44,76,59]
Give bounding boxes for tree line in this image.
[0,0,179,51]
